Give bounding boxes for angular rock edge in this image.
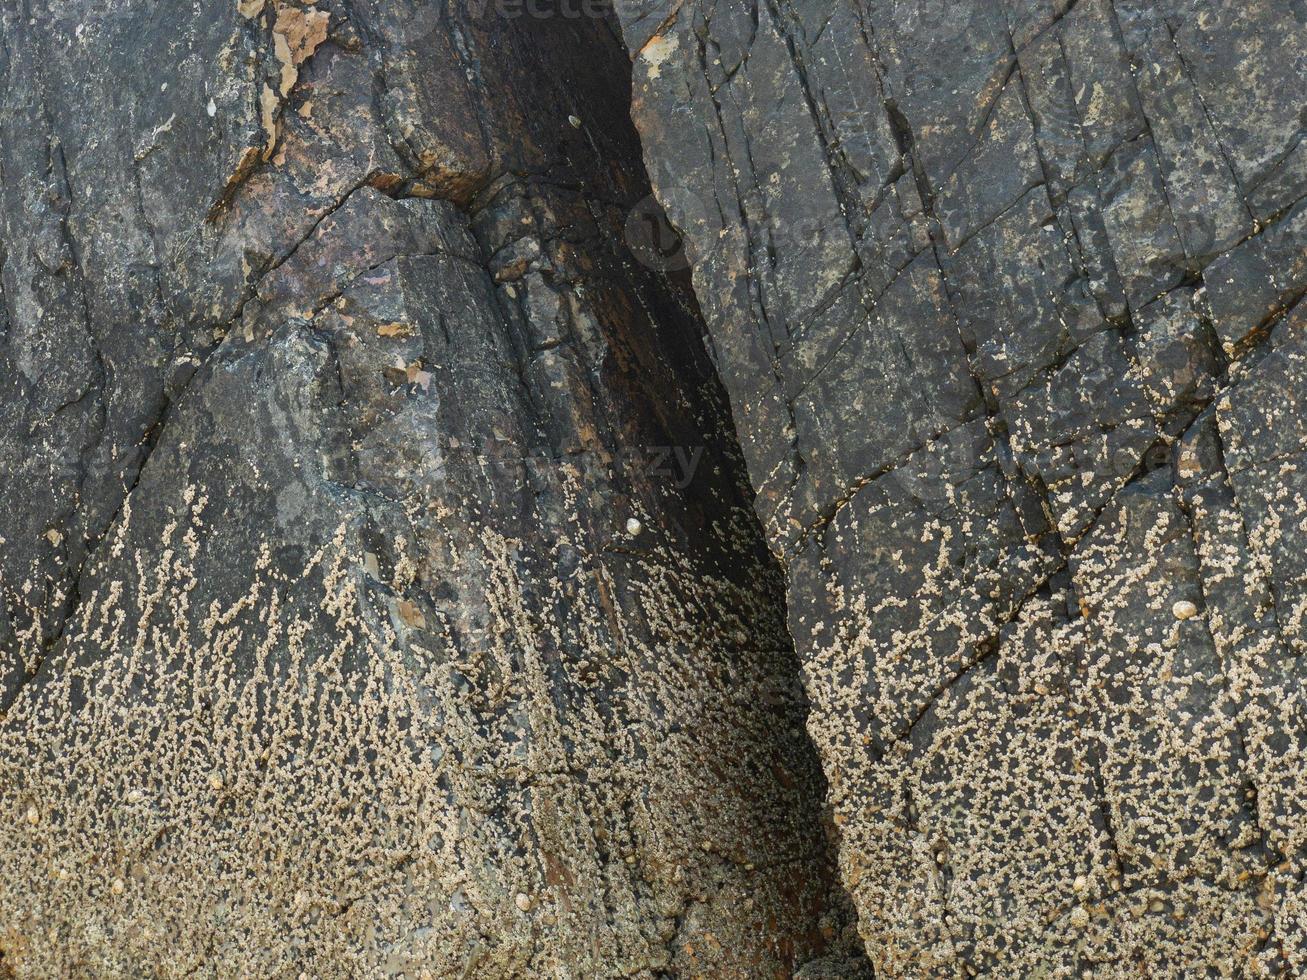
[0,2,870,976]
[614,0,1307,975]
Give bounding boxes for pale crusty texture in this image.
[615,0,1307,975]
[0,2,872,977]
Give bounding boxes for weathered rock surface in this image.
[6,0,1307,975]
[0,2,870,976]
[617,0,1307,974]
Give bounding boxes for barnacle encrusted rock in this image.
[3,0,1306,976]
[0,2,868,976]
[614,0,1307,974]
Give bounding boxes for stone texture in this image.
[0,2,869,976]
[5,0,1307,975]
[616,0,1307,974]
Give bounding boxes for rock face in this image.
[0,3,868,976]
[2,0,1305,977]
[615,0,1307,975]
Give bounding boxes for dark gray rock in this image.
[4,0,1306,974]
[0,2,869,975]
[618,0,1307,973]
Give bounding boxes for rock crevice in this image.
[0,3,867,976]
[614,0,1307,973]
